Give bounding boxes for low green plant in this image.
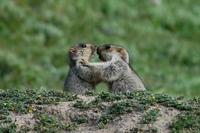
[73,100,92,109]
[170,111,200,133]
[154,94,192,110]
[126,91,193,110]
[98,114,113,129]
[97,92,124,102]
[71,114,88,124]
[98,99,146,128]
[73,97,102,110]
[109,100,137,115]
[142,108,160,124]
[34,113,78,132]
[0,123,17,133]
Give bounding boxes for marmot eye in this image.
[105,45,111,49]
[79,43,87,48]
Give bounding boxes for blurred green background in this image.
[0,0,200,97]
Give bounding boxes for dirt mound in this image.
[10,98,179,133]
[0,90,199,133]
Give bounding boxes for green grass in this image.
[0,0,200,97]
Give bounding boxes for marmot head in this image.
[97,44,129,63]
[69,43,96,66]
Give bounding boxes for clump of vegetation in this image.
[142,108,160,124]
[64,122,78,132]
[0,123,17,133]
[73,100,95,110]
[98,114,114,129]
[126,91,193,110]
[34,113,78,132]
[0,112,17,132]
[98,100,146,128]
[73,96,106,110]
[154,94,192,110]
[187,97,200,109]
[170,111,200,133]
[108,100,144,115]
[34,113,64,132]
[97,92,124,102]
[126,91,157,105]
[71,114,88,124]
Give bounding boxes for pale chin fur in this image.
[111,54,121,61]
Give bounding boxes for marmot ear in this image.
[119,48,129,63]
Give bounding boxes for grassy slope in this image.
[0,0,200,97]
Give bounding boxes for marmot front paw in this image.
[78,59,89,66]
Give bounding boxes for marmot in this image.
[64,43,98,94]
[78,44,146,93]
